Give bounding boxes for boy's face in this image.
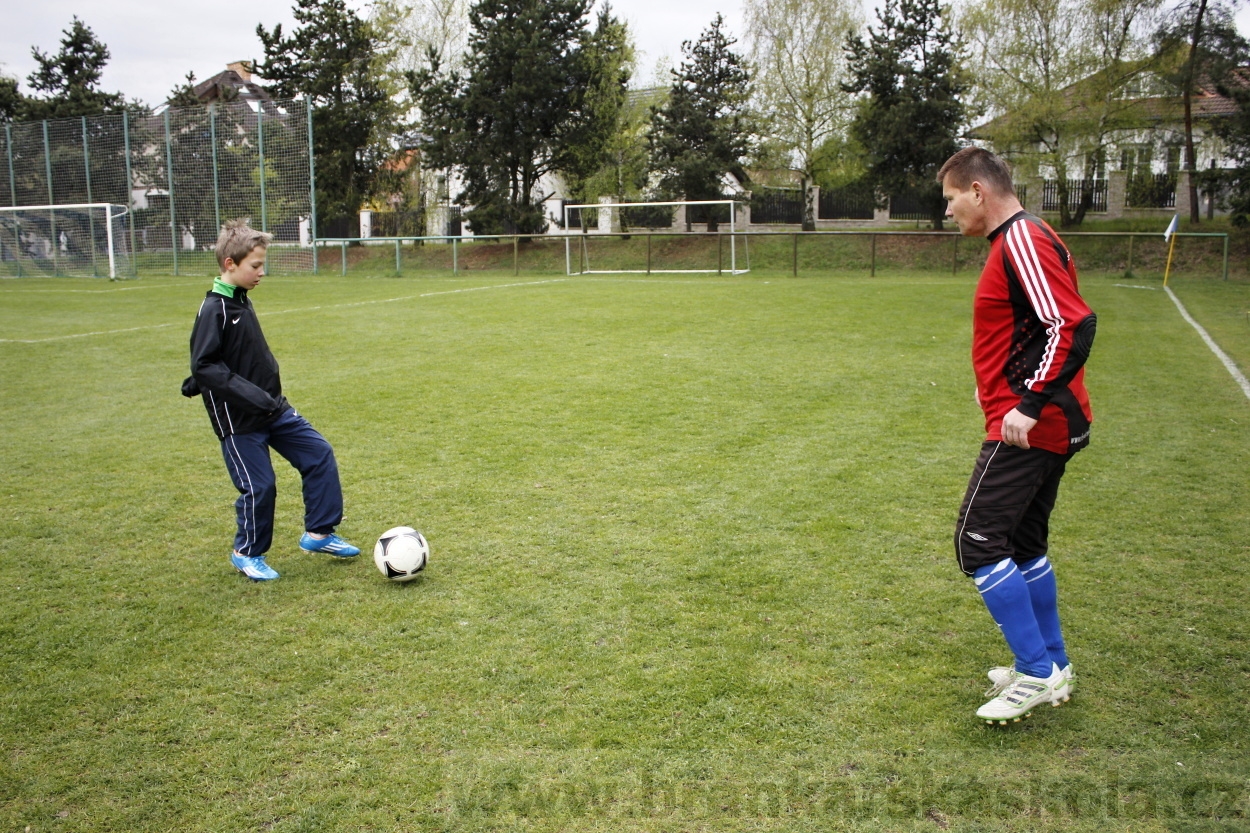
[222,245,267,290]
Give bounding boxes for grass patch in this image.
[0,269,1247,831]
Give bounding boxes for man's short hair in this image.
[937,147,1015,196]
[215,220,273,269]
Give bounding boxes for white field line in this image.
[262,279,565,316]
[1164,285,1250,402]
[0,279,565,344]
[0,322,180,343]
[1113,284,1158,290]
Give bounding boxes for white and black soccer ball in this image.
[373,526,429,582]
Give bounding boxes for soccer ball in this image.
[373,526,429,582]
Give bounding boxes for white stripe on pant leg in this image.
[226,436,257,556]
[958,442,1002,574]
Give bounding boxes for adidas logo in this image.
[966,531,988,541]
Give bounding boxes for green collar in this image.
[212,278,236,298]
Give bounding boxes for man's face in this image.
[224,246,267,290]
[942,177,988,237]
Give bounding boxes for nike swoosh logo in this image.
[232,317,241,324]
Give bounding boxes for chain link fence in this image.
[0,97,315,277]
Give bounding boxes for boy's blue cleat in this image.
[231,551,279,581]
[299,532,360,558]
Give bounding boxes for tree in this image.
[412,0,622,235]
[1155,0,1247,222]
[745,0,863,230]
[377,0,471,76]
[257,0,402,226]
[648,14,753,230]
[964,0,1163,227]
[0,75,21,122]
[19,17,130,120]
[557,4,636,206]
[845,0,967,230]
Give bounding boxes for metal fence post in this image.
[341,241,347,276]
[1126,234,1134,276]
[42,121,58,276]
[718,232,723,275]
[951,234,958,275]
[513,234,519,276]
[792,232,798,277]
[646,233,651,275]
[210,105,221,233]
[123,110,136,273]
[395,239,401,276]
[452,237,458,275]
[306,96,319,275]
[5,124,20,276]
[257,108,267,233]
[1223,233,1230,281]
[164,109,178,276]
[82,116,99,277]
[870,234,876,277]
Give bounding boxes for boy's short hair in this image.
[215,220,273,270]
[937,147,1015,196]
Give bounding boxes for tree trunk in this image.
[1183,0,1208,224]
[802,176,816,232]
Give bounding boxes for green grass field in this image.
[1,263,1248,832]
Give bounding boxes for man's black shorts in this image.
[954,441,1076,576]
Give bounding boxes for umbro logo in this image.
[966,532,988,541]
[232,317,241,324]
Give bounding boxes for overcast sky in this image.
[0,0,746,106]
[4,0,1250,107]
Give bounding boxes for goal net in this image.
[0,204,133,279]
[562,200,750,275]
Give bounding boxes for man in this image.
[938,147,1096,724]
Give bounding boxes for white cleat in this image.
[988,663,1074,706]
[977,663,1064,724]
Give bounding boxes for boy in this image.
[937,148,1096,723]
[182,220,359,581]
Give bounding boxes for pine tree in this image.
[648,14,753,230]
[844,0,967,230]
[257,0,401,226]
[412,0,616,235]
[20,17,129,120]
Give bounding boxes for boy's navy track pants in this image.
[219,408,344,557]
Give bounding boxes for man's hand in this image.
[1001,407,1037,449]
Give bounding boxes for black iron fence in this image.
[1042,179,1108,213]
[751,189,805,224]
[819,186,875,220]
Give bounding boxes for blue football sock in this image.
[1020,555,1069,669]
[973,558,1053,679]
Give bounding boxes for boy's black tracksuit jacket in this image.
[182,284,290,440]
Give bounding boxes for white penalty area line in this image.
[0,322,178,343]
[1164,285,1250,402]
[262,278,566,317]
[0,279,565,343]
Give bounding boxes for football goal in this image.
[0,204,133,279]
[562,200,750,275]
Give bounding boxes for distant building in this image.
[190,62,274,107]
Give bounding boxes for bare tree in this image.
[745,0,863,229]
[964,0,1163,226]
[376,0,470,76]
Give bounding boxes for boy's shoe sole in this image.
[988,663,1074,705]
[299,532,360,558]
[231,552,279,581]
